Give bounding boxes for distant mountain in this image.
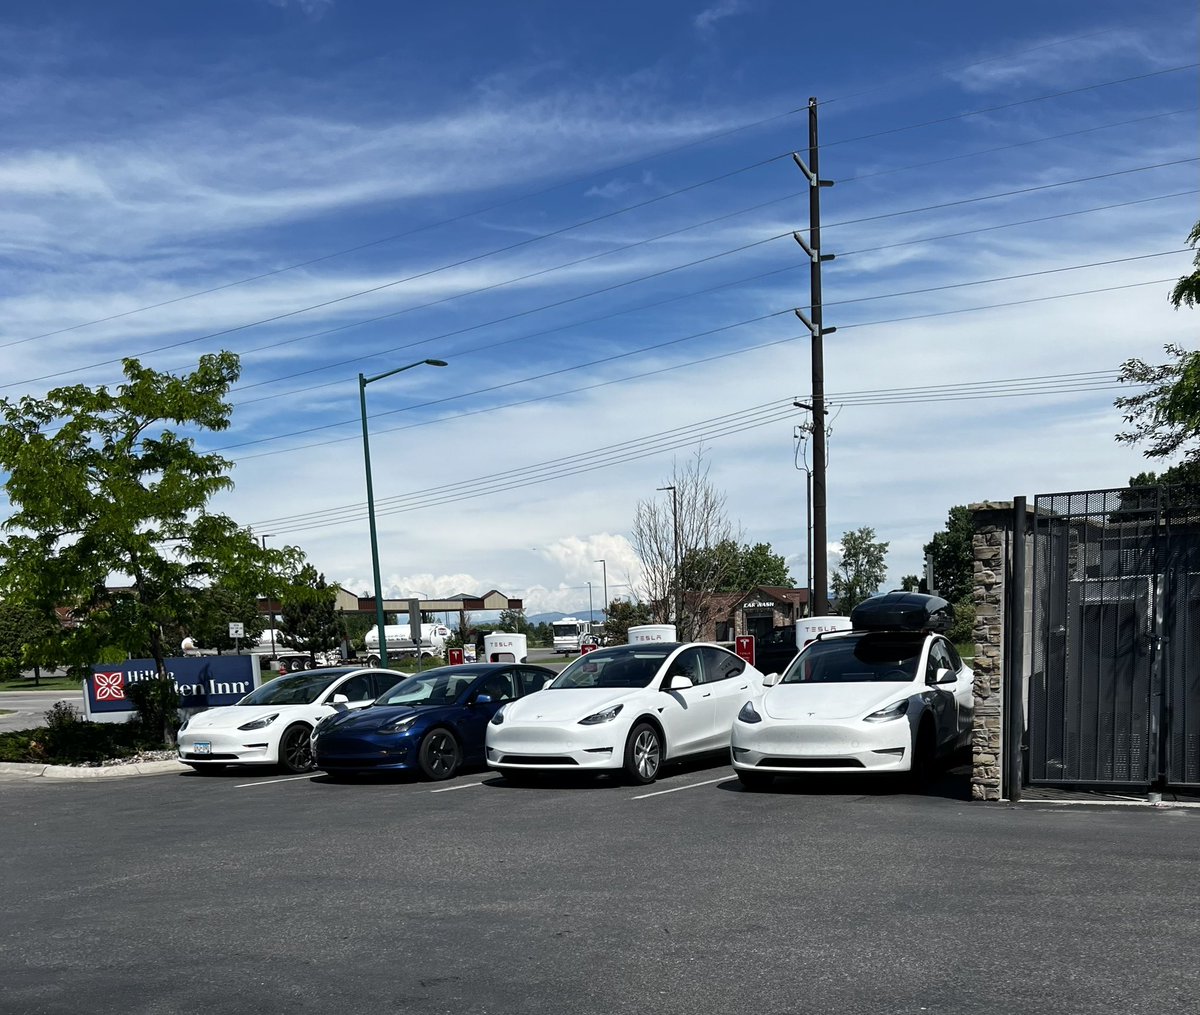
[527,610,603,625]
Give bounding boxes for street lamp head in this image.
[657,485,676,492]
[424,359,448,367]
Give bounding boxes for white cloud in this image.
[695,0,747,34]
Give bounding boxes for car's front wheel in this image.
[623,722,663,785]
[278,724,315,774]
[418,728,461,781]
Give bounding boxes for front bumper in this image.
[730,717,911,773]
[312,732,418,772]
[177,729,276,765]
[486,720,623,771]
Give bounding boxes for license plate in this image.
[193,742,212,755]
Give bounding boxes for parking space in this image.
[2,759,1195,1015]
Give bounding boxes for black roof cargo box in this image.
[850,592,953,634]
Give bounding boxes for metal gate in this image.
[1028,486,1200,788]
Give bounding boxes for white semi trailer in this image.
[364,623,451,666]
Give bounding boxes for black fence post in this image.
[1005,496,1027,802]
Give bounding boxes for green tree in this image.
[603,598,652,644]
[0,354,286,723]
[279,567,341,662]
[679,539,793,594]
[830,527,889,613]
[899,574,921,592]
[497,608,531,634]
[0,602,64,684]
[1115,220,1200,468]
[187,583,266,654]
[923,506,973,605]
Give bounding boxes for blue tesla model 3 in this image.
[311,662,556,781]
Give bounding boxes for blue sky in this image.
[1,0,1197,616]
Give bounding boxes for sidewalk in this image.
[0,759,188,780]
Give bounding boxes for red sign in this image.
[734,635,755,667]
[447,647,464,665]
[94,671,126,701]
[580,643,597,654]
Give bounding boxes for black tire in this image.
[623,722,663,785]
[907,720,937,792]
[417,727,461,781]
[185,764,226,775]
[736,769,774,791]
[278,723,315,774]
[367,655,380,668]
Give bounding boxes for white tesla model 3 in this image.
[486,642,763,784]
[176,667,402,774]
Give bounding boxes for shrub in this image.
[0,656,21,682]
[125,676,181,746]
[0,718,158,764]
[44,700,81,729]
[949,597,975,646]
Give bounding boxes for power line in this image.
[210,249,1185,454]
[228,188,1196,409]
[250,370,1147,535]
[226,274,1174,465]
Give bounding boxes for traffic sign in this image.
[228,622,244,639]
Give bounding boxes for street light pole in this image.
[260,532,277,659]
[594,559,608,634]
[657,485,680,632]
[587,581,594,627]
[359,358,447,669]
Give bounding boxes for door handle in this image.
[702,692,712,698]
[739,684,748,690]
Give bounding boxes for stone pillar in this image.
[969,501,1035,801]
[970,503,1009,801]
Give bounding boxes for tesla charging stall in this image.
[483,632,528,662]
[626,624,677,644]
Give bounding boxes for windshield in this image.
[782,633,924,684]
[549,646,673,689]
[376,669,478,707]
[238,670,352,705]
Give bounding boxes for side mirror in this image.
[475,693,493,705]
[330,693,350,705]
[762,672,782,687]
[936,666,956,685]
[663,674,694,690]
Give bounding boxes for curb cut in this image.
[0,759,188,780]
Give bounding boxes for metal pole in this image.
[587,581,594,625]
[357,359,447,670]
[808,97,829,617]
[1006,496,1028,802]
[260,533,276,660]
[360,374,389,670]
[806,467,813,618]
[595,559,608,629]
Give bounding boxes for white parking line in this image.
[234,774,315,789]
[430,781,486,793]
[632,776,728,800]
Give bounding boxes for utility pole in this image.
[792,97,836,616]
[658,485,680,633]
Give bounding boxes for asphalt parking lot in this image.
[2,759,1198,1015]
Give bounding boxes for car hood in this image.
[183,704,312,730]
[763,682,912,721]
[502,688,635,723]
[321,705,449,733]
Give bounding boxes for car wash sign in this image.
[85,656,260,718]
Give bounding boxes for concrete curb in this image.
[0,759,188,780]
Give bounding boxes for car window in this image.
[335,673,374,702]
[477,670,516,702]
[518,668,552,695]
[925,640,953,681]
[370,672,398,697]
[943,640,963,671]
[667,647,704,685]
[700,646,745,683]
[783,633,924,684]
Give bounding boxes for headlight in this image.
[378,715,419,735]
[490,707,507,726]
[864,700,910,723]
[579,704,623,725]
[178,716,190,732]
[737,701,762,724]
[237,713,279,731]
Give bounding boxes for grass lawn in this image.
[0,676,81,693]
[0,709,14,717]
